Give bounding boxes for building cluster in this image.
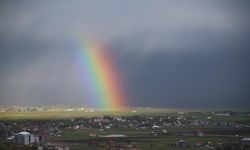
[0,105,96,112]
[0,111,249,149]
[1,112,250,136]
[7,131,47,145]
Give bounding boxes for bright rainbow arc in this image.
[77,40,126,111]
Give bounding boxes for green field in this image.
[0,107,246,119]
[48,128,242,150]
[0,108,187,120]
[0,109,249,123]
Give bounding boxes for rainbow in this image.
[75,39,126,110]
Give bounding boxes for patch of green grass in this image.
[0,108,249,121]
[0,108,185,120]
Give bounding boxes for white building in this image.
[14,131,35,145]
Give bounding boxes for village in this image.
[0,109,250,150]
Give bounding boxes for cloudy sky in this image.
[0,0,249,109]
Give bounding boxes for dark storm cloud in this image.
[118,49,250,108]
[0,0,249,108]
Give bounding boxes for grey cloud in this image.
[1,1,248,43]
[0,0,249,108]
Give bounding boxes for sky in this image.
[0,0,249,109]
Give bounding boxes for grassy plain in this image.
[0,108,186,120]
[0,108,248,123]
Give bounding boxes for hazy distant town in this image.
[0,105,99,113]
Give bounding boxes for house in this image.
[195,141,205,147]
[150,131,160,136]
[176,140,186,147]
[161,129,168,135]
[34,134,48,144]
[105,125,111,129]
[241,137,250,146]
[194,130,204,137]
[152,125,160,129]
[89,131,97,137]
[55,145,69,150]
